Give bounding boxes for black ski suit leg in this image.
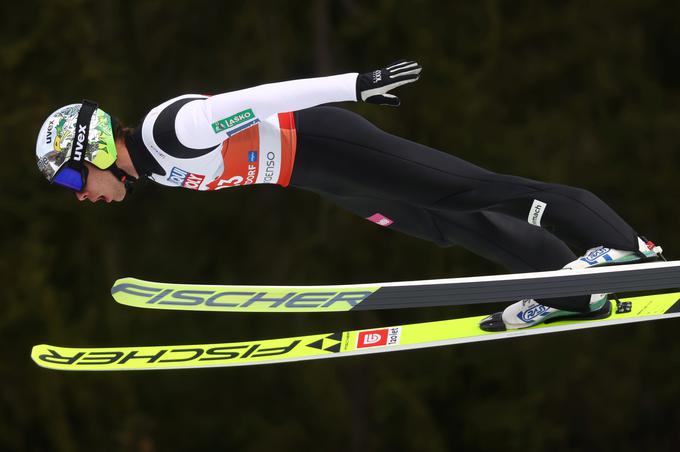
[291,107,639,254]
[307,191,577,272]
[430,178,639,253]
[304,192,589,311]
[290,107,638,311]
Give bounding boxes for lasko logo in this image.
[528,199,547,226]
[168,167,205,189]
[356,327,401,349]
[211,108,258,134]
[112,282,375,310]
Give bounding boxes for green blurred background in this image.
[2,0,680,451]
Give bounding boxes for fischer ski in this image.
[32,292,680,371]
[111,261,680,313]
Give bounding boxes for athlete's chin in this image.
[112,190,127,202]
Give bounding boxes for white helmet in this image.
[36,100,118,190]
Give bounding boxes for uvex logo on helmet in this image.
[45,120,54,144]
[73,124,87,161]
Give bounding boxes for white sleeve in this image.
[174,73,358,149]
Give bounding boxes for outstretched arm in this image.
[174,60,422,148]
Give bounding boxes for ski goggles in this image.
[53,161,89,192]
[51,100,98,192]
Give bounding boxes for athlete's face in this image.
[75,162,127,203]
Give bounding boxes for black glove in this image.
[356,60,422,106]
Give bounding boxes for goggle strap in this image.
[67,99,98,171]
[108,164,138,193]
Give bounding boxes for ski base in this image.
[32,292,680,371]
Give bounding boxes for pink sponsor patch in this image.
[366,213,394,227]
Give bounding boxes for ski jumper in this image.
[125,73,641,312]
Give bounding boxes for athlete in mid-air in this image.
[35,60,664,331]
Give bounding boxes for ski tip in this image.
[111,277,185,294]
[30,344,52,369]
[111,278,131,303]
[110,277,175,309]
[110,277,157,301]
[111,276,140,289]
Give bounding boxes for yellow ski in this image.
[111,261,680,313]
[32,292,680,371]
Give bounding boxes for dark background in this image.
[2,1,680,451]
